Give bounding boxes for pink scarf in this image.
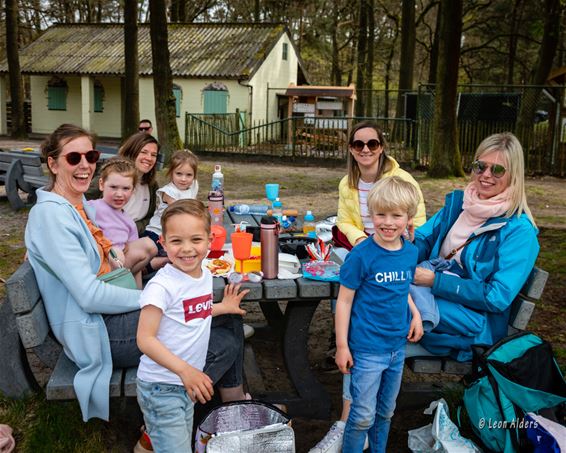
[439,183,511,262]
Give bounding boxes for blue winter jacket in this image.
[414,190,539,343]
[25,189,141,421]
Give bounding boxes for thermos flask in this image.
[260,215,279,279]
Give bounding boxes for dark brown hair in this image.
[346,121,391,189]
[118,132,160,186]
[161,199,211,237]
[41,123,96,189]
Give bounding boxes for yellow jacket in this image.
[337,156,426,246]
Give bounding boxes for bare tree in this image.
[149,0,182,159]
[123,0,139,139]
[6,0,27,138]
[395,0,416,119]
[429,0,463,177]
[355,0,367,116]
[515,0,561,170]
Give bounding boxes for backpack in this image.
[463,331,566,453]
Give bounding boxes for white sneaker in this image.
[309,420,345,453]
[243,323,255,339]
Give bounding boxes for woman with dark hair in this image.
[25,124,141,422]
[117,133,161,234]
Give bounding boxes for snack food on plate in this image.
[206,258,231,276]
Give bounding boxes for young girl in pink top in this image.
[89,158,156,287]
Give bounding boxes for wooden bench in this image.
[0,151,48,210]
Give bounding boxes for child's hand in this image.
[405,219,415,242]
[216,283,249,316]
[179,365,214,404]
[407,312,424,342]
[335,345,353,374]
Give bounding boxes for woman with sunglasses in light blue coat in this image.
[413,132,539,361]
[25,124,141,422]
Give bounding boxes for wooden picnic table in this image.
[221,209,335,419]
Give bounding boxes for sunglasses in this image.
[63,150,101,166]
[351,139,381,152]
[471,160,507,178]
[138,127,151,132]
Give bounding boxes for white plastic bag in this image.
[408,399,482,453]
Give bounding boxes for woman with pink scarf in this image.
[412,132,539,361]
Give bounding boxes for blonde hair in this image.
[346,121,392,189]
[161,199,210,238]
[99,158,138,187]
[367,176,420,219]
[166,149,199,180]
[474,132,536,226]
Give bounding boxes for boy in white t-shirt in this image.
[136,199,249,452]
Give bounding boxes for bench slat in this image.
[123,367,138,397]
[408,358,443,373]
[6,261,42,314]
[0,152,42,166]
[510,298,535,330]
[47,354,124,400]
[15,302,49,349]
[522,267,549,300]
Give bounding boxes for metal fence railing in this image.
[184,84,566,176]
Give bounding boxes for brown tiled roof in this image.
[0,23,292,79]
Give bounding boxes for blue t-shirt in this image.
[340,237,418,354]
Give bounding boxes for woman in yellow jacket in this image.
[310,121,426,453]
[336,120,426,247]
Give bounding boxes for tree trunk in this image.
[149,0,183,160]
[355,0,367,117]
[123,0,140,139]
[516,0,561,170]
[506,0,524,86]
[364,0,374,117]
[331,1,342,86]
[427,2,441,84]
[6,0,27,139]
[395,0,415,120]
[429,0,464,177]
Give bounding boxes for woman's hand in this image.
[413,267,435,287]
[335,345,354,374]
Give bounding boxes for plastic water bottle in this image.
[229,204,269,215]
[211,164,224,193]
[272,198,283,223]
[303,210,316,237]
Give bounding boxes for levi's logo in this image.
[183,293,213,322]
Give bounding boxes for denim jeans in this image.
[204,314,243,388]
[137,379,195,453]
[343,349,405,453]
[103,309,141,368]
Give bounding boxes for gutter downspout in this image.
[238,79,253,145]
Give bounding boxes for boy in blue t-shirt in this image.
[336,176,424,452]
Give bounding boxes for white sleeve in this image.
[139,278,170,312]
[158,183,181,201]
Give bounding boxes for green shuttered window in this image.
[203,90,228,114]
[47,86,67,110]
[173,85,182,117]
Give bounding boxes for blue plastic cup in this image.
[265,183,279,201]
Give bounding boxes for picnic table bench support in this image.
[0,298,40,397]
[282,299,331,419]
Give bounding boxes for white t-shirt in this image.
[358,179,375,235]
[137,263,213,385]
[123,183,150,222]
[146,181,199,235]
